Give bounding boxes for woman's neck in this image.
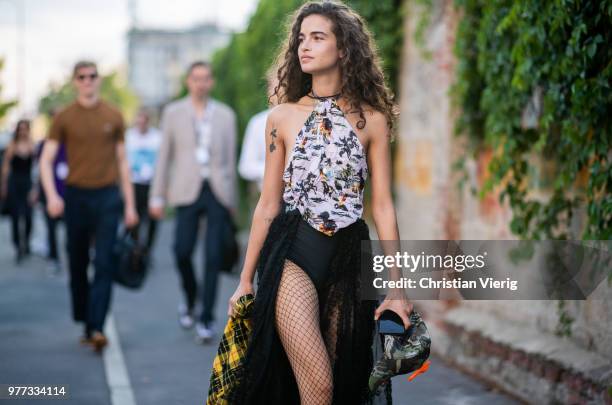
[13,140,31,154]
[311,69,342,98]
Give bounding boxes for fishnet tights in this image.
[275,259,333,405]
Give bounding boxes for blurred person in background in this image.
[238,79,279,192]
[149,61,237,344]
[238,108,269,226]
[238,108,268,191]
[0,119,37,264]
[36,108,69,275]
[126,108,161,256]
[40,60,138,354]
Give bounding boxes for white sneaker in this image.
[47,259,61,275]
[177,303,194,329]
[195,322,215,343]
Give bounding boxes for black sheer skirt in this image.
[228,206,392,404]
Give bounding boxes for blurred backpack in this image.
[113,229,149,289]
[220,213,239,273]
[0,198,10,217]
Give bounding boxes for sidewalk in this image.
[0,208,521,405]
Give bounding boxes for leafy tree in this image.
[0,58,18,125]
[38,71,138,120]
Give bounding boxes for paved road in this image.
[0,208,520,405]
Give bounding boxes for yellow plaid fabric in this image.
[206,293,255,405]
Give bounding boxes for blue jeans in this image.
[174,180,228,325]
[64,185,122,333]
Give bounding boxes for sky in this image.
[0,0,258,125]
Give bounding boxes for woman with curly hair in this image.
[216,1,411,404]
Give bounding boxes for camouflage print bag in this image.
[369,310,431,394]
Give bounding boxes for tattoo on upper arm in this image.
[268,128,277,153]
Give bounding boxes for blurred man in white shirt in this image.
[238,109,269,191]
[126,108,161,252]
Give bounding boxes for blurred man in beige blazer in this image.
[149,61,237,343]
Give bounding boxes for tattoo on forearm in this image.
[269,128,277,153]
[264,216,274,224]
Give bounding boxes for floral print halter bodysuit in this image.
[282,93,368,236]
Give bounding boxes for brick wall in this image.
[394,1,612,403]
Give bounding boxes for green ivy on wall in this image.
[452,0,611,242]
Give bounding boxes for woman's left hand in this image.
[374,291,414,330]
[28,189,38,206]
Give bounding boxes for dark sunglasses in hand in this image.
[77,73,99,81]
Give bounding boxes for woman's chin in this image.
[300,63,340,76]
[301,62,331,75]
[300,65,317,74]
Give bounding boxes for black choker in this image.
[307,90,341,100]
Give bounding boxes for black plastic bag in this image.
[221,216,239,273]
[113,229,148,289]
[0,198,11,217]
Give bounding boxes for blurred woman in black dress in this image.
[1,119,37,263]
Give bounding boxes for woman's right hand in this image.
[47,194,65,218]
[228,280,254,318]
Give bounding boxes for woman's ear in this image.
[339,48,346,59]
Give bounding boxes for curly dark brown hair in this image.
[269,0,398,134]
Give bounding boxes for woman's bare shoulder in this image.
[4,141,15,155]
[270,99,313,115]
[267,100,314,130]
[268,103,294,119]
[364,109,388,129]
[344,102,389,138]
[358,106,389,138]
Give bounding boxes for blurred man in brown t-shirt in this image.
[40,61,138,353]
